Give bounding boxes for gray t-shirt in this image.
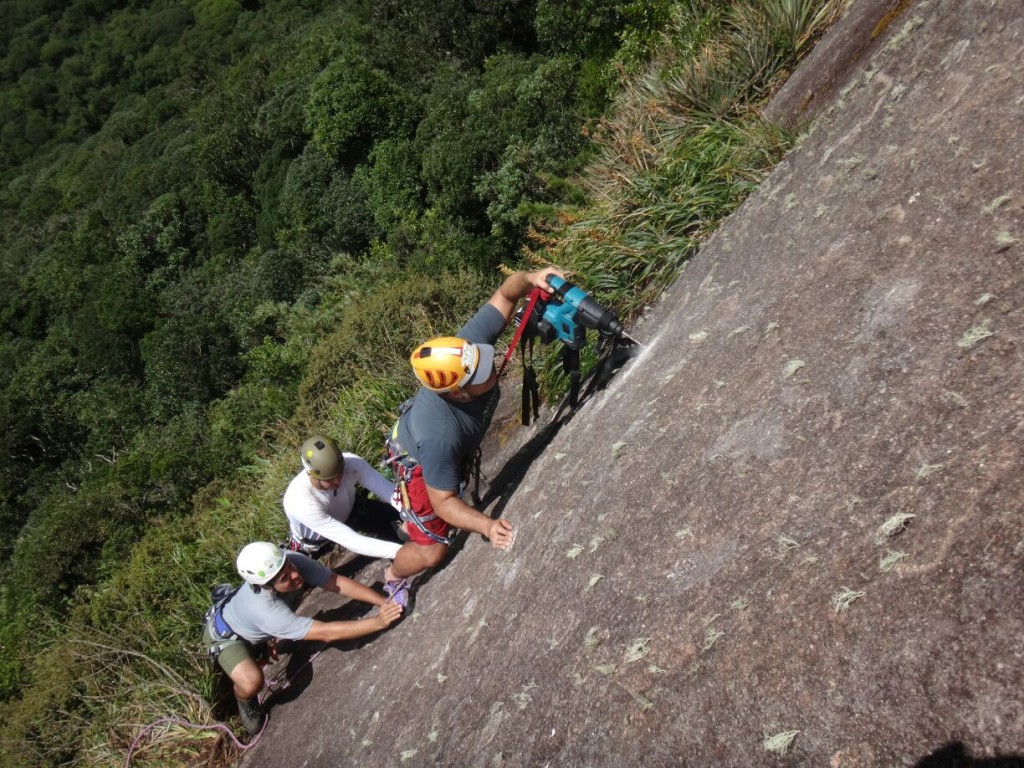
[221,553,330,643]
[397,303,505,491]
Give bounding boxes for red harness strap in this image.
[497,287,546,379]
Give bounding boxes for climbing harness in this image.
[383,406,456,547]
[286,535,334,560]
[203,583,240,661]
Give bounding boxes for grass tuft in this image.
[783,359,806,378]
[533,0,847,332]
[914,462,943,480]
[776,533,800,555]
[995,231,1019,251]
[832,587,866,613]
[616,681,655,711]
[879,550,908,572]
[625,638,652,663]
[703,628,725,651]
[957,319,994,349]
[763,729,800,755]
[982,194,1013,215]
[941,390,969,408]
[876,512,916,544]
[513,682,538,710]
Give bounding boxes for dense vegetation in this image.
[0,0,844,764]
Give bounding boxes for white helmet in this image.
[236,542,286,586]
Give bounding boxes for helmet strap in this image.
[444,388,472,403]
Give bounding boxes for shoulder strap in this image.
[498,287,546,379]
[521,335,541,426]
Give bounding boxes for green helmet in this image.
[300,435,344,480]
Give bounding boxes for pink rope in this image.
[123,715,265,767]
[124,648,323,767]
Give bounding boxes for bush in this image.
[354,137,425,233]
[298,267,494,421]
[305,54,420,165]
[276,145,377,254]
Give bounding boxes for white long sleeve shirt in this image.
[282,453,401,560]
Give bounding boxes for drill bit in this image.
[621,330,643,346]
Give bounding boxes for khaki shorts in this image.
[202,624,254,676]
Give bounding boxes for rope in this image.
[124,647,325,767]
[123,715,264,767]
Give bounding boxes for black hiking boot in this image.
[236,697,266,736]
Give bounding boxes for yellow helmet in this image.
[410,336,495,392]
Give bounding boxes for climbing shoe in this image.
[384,577,411,608]
[236,697,266,736]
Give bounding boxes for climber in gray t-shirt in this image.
[382,266,565,607]
[203,542,403,735]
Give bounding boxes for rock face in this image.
[244,2,1024,766]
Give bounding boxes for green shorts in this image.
[202,624,255,676]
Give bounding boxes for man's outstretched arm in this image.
[427,484,514,550]
[487,266,565,324]
[303,601,403,643]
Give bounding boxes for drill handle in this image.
[545,273,570,298]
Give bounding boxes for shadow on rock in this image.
[914,742,1024,768]
[479,415,566,520]
[263,641,317,706]
[480,339,637,521]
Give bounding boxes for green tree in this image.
[534,0,625,58]
[277,145,376,254]
[305,53,420,165]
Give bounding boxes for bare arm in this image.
[321,572,389,607]
[427,484,513,549]
[302,602,403,643]
[487,267,565,324]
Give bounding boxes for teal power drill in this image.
[536,275,636,349]
[512,275,639,421]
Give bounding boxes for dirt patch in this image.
[241,2,1024,766]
